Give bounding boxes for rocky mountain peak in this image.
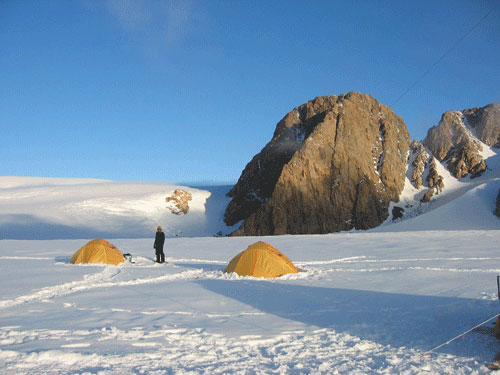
[225,92,411,235]
[423,105,499,179]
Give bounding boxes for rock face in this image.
[463,104,500,147]
[407,140,445,203]
[409,140,429,189]
[423,104,500,179]
[225,92,411,236]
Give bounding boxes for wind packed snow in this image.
[2,147,500,374]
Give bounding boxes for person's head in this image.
[157,226,162,232]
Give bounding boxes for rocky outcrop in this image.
[409,141,429,189]
[225,92,411,235]
[426,159,444,191]
[495,189,500,218]
[166,189,192,215]
[392,206,404,220]
[447,143,486,178]
[424,107,494,179]
[420,189,434,203]
[407,141,444,203]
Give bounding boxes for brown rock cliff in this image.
[424,108,492,179]
[226,92,411,235]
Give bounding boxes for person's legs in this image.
[160,251,165,263]
[156,251,161,263]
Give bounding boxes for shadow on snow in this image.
[199,279,499,360]
[0,214,151,240]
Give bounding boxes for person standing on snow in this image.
[154,226,165,263]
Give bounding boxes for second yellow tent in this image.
[224,241,298,278]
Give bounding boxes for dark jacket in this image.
[154,231,165,251]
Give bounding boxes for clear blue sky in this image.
[1,0,499,185]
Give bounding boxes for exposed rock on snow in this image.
[427,159,444,191]
[495,188,500,217]
[389,103,499,218]
[391,206,404,220]
[226,92,411,235]
[420,188,434,203]
[407,140,445,197]
[409,140,429,189]
[165,189,193,215]
[424,108,496,179]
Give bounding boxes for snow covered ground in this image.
[2,147,500,374]
[1,231,500,374]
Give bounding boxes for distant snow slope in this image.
[379,146,500,231]
[0,177,235,239]
[378,179,500,232]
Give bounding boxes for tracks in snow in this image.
[0,259,207,310]
[2,254,498,311]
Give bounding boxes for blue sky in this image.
[1,0,499,185]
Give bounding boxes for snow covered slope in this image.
[378,179,500,231]
[0,177,235,239]
[378,144,500,232]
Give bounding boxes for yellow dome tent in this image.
[224,241,299,278]
[70,239,125,265]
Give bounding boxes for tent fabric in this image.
[70,239,125,265]
[224,241,299,278]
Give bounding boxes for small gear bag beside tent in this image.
[224,241,298,278]
[70,239,125,265]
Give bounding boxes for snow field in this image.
[1,231,500,374]
[0,326,483,375]
[0,177,233,239]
